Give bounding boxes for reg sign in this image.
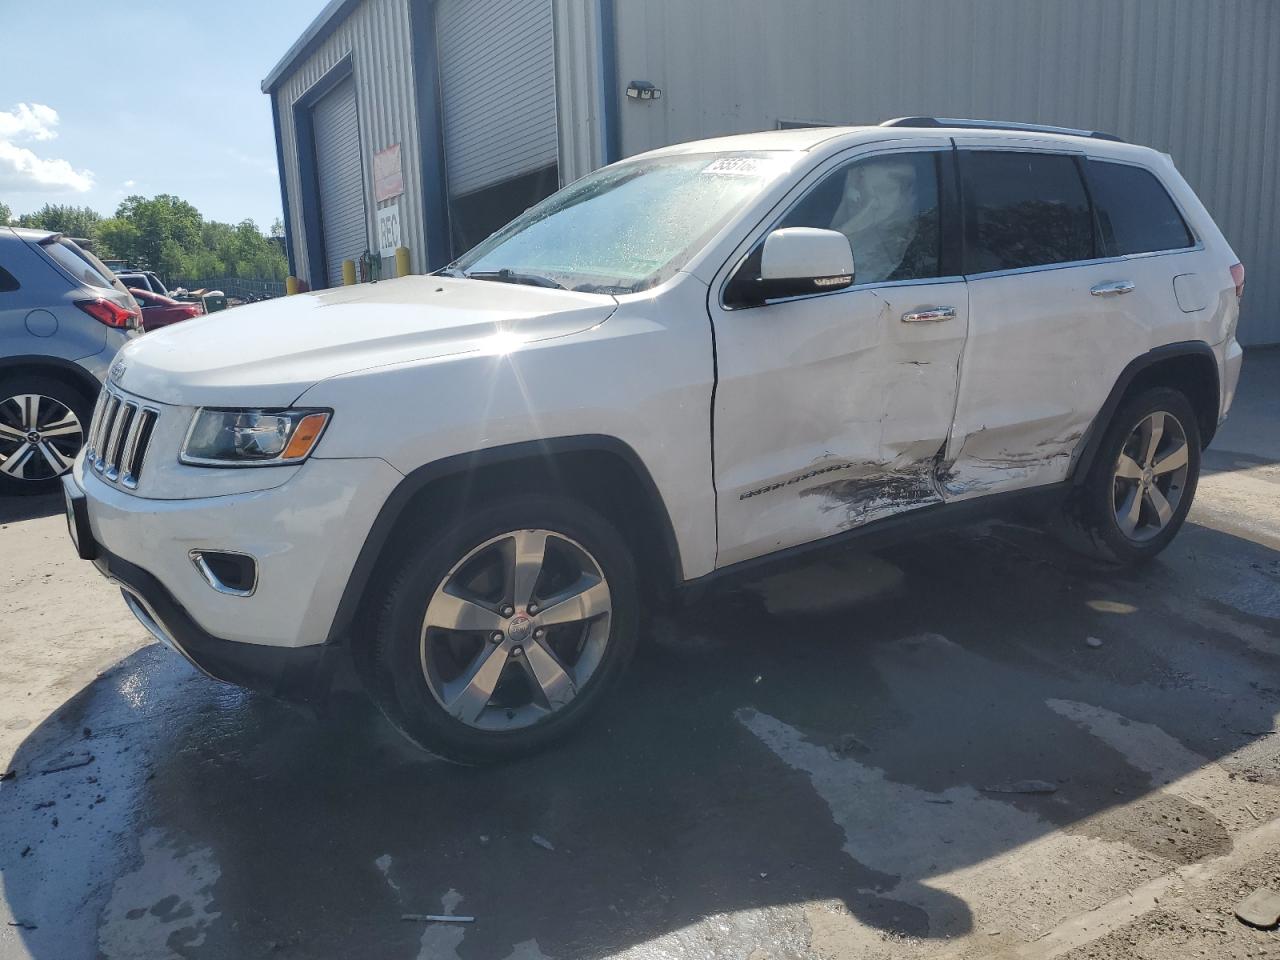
[376,203,401,259]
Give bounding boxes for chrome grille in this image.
[85,388,159,488]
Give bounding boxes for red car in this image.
[130,287,204,330]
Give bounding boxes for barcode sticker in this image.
[702,157,781,177]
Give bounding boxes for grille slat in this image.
[93,396,121,472]
[122,409,157,485]
[87,388,159,489]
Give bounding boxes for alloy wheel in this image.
[419,528,613,730]
[0,394,84,482]
[1111,410,1190,542]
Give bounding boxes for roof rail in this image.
[881,117,1125,143]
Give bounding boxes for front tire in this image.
[364,494,638,763]
[1059,387,1201,564]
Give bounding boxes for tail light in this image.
[77,297,139,329]
[1230,262,1245,299]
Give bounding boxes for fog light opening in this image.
[190,550,258,597]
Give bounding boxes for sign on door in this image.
[376,203,401,259]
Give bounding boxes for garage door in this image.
[312,75,367,287]
[436,0,558,199]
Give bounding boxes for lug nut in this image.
[512,645,524,657]
[490,631,504,644]
[501,605,514,617]
[534,627,545,638]
[527,603,539,614]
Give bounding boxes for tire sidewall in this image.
[1082,387,1201,562]
[0,373,94,495]
[373,494,639,763]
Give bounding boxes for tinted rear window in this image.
[1086,160,1194,256]
[0,264,18,293]
[42,239,116,290]
[961,151,1094,272]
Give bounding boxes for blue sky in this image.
[0,0,328,229]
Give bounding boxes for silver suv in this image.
[0,228,140,493]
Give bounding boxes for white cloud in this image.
[123,179,136,188]
[0,103,60,142]
[0,102,94,193]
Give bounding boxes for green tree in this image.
[114,194,203,271]
[15,203,102,240]
[3,192,286,284]
[0,201,11,225]
[97,217,139,263]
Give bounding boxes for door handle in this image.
[1090,280,1136,297]
[901,306,956,323]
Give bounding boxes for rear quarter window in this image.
[960,150,1094,273]
[41,239,116,291]
[1085,160,1194,256]
[0,264,18,293]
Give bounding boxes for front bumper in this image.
[95,541,333,700]
[65,452,403,695]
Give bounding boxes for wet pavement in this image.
[1,352,1278,960]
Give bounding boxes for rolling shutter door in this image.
[312,76,367,287]
[435,0,558,198]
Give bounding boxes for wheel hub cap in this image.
[0,394,83,483]
[419,529,613,731]
[1110,410,1190,543]
[507,614,533,643]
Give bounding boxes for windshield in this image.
[450,151,798,294]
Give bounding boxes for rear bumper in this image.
[94,547,335,700]
[1219,336,1244,422]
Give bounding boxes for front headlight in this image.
[180,408,331,466]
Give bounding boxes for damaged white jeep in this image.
[65,119,1244,762]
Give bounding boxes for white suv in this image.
[64,119,1245,762]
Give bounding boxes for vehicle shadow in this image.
[1,519,1277,959]
[0,492,62,524]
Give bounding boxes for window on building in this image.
[779,151,942,284]
[960,151,1093,273]
[1086,160,1194,256]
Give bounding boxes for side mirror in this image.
[757,227,854,300]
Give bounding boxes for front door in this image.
[709,144,969,567]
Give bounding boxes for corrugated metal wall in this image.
[273,0,425,287]
[553,0,607,184]
[613,0,1280,345]
[436,0,559,197]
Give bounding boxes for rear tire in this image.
[362,494,638,764]
[0,374,93,495]
[1056,387,1201,564]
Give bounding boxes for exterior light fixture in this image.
[625,80,662,101]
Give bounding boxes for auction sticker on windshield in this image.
[703,156,787,177]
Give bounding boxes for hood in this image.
[113,275,617,406]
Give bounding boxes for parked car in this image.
[0,228,140,493]
[115,270,169,297]
[65,119,1244,762]
[130,288,204,330]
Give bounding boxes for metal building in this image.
[264,0,1280,344]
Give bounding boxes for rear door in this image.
[942,143,1176,499]
[709,141,970,567]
